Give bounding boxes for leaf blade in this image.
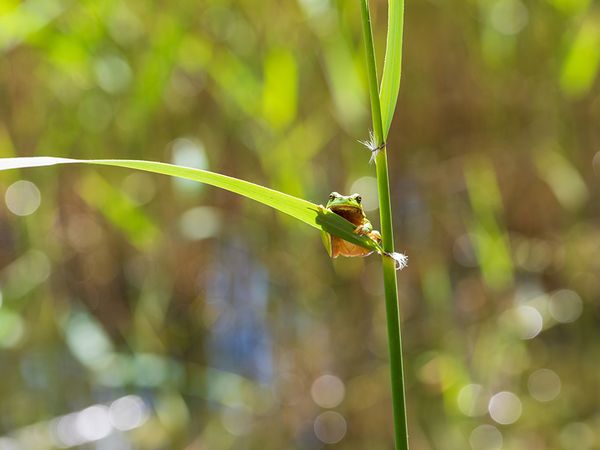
[0,157,380,253]
[379,0,404,139]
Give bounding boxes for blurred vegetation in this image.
[0,0,599,449]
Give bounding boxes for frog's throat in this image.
[330,206,364,226]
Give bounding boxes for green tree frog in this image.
[321,192,382,258]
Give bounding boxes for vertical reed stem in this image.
[359,1,409,448]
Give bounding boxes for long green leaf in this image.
[0,157,380,252]
[379,0,404,139]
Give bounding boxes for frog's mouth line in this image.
[330,205,363,226]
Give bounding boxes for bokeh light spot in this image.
[5,180,41,216]
[109,395,149,431]
[0,437,19,450]
[171,138,209,193]
[457,384,489,417]
[490,0,529,35]
[94,54,132,94]
[488,391,522,425]
[179,207,221,241]
[528,368,561,402]
[313,411,347,444]
[107,4,143,44]
[121,173,156,206]
[560,422,594,449]
[549,289,583,323]
[172,138,208,169]
[469,424,503,450]
[298,0,331,17]
[76,405,112,441]
[64,313,113,369]
[348,176,378,212]
[515,305,543,339]
[310,374,345,409]
[53,413,85,447]
[0,309,25,348]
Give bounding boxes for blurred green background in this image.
[1,0,599,449]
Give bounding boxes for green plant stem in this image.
[359,1,409,449]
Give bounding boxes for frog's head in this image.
[326,192,364,223]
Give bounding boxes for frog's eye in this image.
[329,193,336,200]
[355,195,362,203]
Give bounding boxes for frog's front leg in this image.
[355,222,382,245]
[368,229,382,243]
[354,221,373,236]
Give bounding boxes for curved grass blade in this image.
[0,157,380,253]
[379,0,404,139]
